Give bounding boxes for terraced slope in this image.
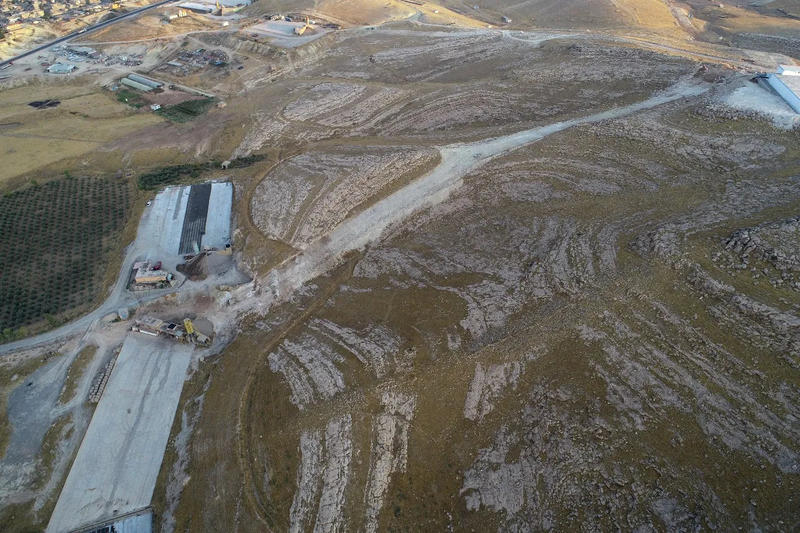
[158,25,800,533]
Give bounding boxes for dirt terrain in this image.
[0,1,799,532]
[159,25,799,533]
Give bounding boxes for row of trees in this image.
[137,153,267,190]
[0,176,132,332]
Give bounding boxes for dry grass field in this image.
[0,83,162,188]
[83,11,220,43]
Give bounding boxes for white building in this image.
[777,65,800,76]
[47,63,76,74]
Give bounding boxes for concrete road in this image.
[46,335,194,533]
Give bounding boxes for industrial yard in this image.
[47,335,194,533]
[0,0,799,532]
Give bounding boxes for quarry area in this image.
[1,0,800,532]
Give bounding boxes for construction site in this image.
[132,316,212,346]
[0,0,799,532]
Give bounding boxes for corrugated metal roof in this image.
[120,77,154,92]
[47,63,76,74]
[176,2,213,12]
[127,74,162,88]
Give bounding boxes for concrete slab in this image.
[80,509,153,533]
[204,182,233,250]
[766,73,800,114]
[46,336,193,533]
[137,186,189,256]
[778,74,800,100]
[138,182,231,257]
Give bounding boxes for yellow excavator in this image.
[294,16,311,36]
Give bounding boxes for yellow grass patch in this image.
[0,84,162,185]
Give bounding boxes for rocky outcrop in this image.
[363,391,415,533]
[268,334,346,410]
[464,361,523,421]
[250,146,438,249]
[715,216,800,291]
[308,319,403,379]
[289,415,353,533]
[289,432,323,533]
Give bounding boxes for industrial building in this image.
[47,63,76,74]
[176,2,213,13]
[761,65,800,114]
[127,73,162,89]
[120,77,154,92]
[117,74,164,93]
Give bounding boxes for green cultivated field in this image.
[0,177,132,338]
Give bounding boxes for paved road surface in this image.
[0,0,176,67]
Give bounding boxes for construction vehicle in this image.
[183,318,211,345]
[294,16,311,36]
[133,316,211,346]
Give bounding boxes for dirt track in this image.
[235,80,709,318]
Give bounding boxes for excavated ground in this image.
[155,23,800,533]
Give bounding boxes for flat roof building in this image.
[47,63,76,74]
[777,65,800,76]
[132,261,172,286]
[176,2,213,13]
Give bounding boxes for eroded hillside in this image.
[156,23,800,533]
[1,0,799,531]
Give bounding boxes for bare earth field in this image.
[0,2,799,532]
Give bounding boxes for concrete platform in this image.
[764,72,800,114]
[47,336,193,533]
[137,186,189,256]
[203,182,233,250]
[137,181,232,257]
